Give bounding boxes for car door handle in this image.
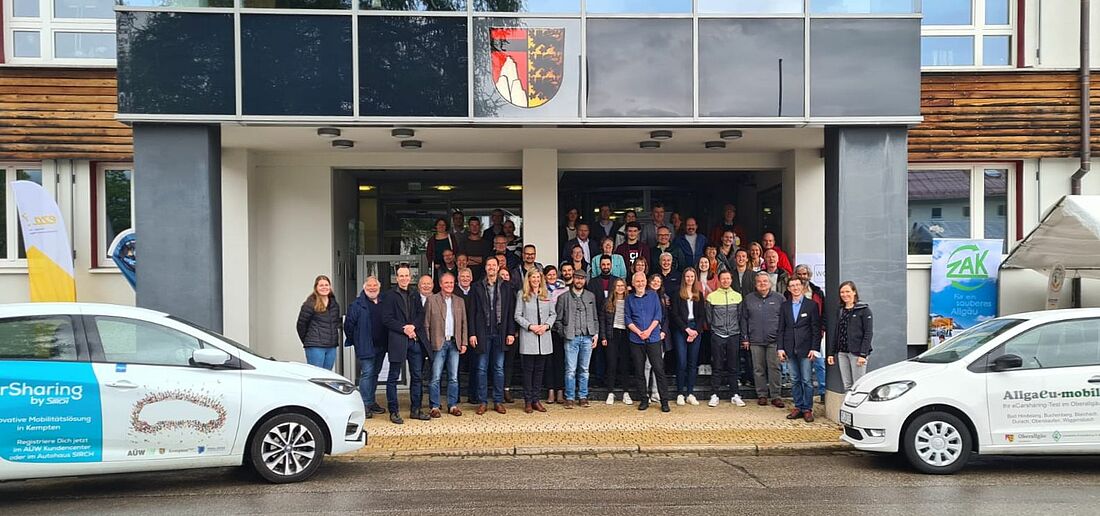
[105,380,138,390]
[1089,376,1100,384]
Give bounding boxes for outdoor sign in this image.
[10,181,76,302]
[928,239,1004,347]
[1046,263,1066,310]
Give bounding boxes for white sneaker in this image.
[686,394,699,406]
[698,365,707,375]
[676,394,686,406]
[732,394,746,407]
[650,393,660,403]
[708,394,720,407]
[623,392,634,405]
[606,393,615,405]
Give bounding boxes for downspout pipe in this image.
[1072,0,1091,196]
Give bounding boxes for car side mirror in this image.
[991,353,1023,372]
[192,348,231,368]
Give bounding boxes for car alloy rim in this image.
[914,420,963,467]
[261,422,317,476]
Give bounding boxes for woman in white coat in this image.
[514,268,557,413]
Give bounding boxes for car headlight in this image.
[868,381,915,401]
[310,378,357,395]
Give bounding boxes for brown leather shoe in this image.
[504,390,514,403]
[579,398,590,408]
[786,408,802,420]
[757,397,768,406]
[803,410,815,423]
[430,408,442,418]
[771,398,786,409]
[534,401,547,412]
[524,402,533,414]
[564,399,574,409]
[476,404,487,415]
[449,406,463,417]
[494,403,507,415]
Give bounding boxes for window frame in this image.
[3,0,117,66]
[920,0,1015,70]
[1,162,56,268]
[907,162,1016,263]
[94,162,135,268]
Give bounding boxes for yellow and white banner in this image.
[11,180,76,302]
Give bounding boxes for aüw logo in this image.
[946,244,990,291]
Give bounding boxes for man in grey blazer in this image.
[554,270,600,408]
[425,273,469,418]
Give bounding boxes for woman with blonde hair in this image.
[671,267,707,405]
[296,274,342,370]
[514,268,557,413]
[748,241,764,271]
[600,277,633,405]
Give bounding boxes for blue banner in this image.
[929,239,1004,347]
[0,362,103,463]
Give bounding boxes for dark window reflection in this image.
[242,0,351,8]
[117,12,235,115]
[586,19,692,117]
[474,0,579,12]
[809,18,919,117]
[699,18,804,117]
[242,15,354,116]
[361,0,465,9]
[360,16,468,116]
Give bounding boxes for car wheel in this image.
[902,411,972,474]
[249,413,327,483]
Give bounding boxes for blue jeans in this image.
[430,340,461,409]
[564,335,594,401]
[386,342,426,414]
[673,323,701,395]
[790,356,814,412]
[358,355,383,407]
[812,354,826,396]
[475,335,506,404]
[305,347,337,370]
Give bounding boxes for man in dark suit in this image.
[777,276,822,423]
[380,264,430,424]
[561,222,597,265]
[468,256,516,415]
[591,205,621,244]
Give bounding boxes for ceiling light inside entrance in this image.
[705,140,727,150]
[392,128,415,139]
[401,140,423,149]
[649,130,673,140]
[434,185,455,191]
[317,127,341,138]
[358,185,374,192]
[332,139,354,149]
[720,130,743,140]
[639,141,660,150]
[505,185,523,191]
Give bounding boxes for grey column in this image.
[824,126,908,393]
[134,123,223,331]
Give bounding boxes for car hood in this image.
[257,359,348,382]
[850,359,954,393]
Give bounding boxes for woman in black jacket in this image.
[670,267,708,406]
[297,275,342,370]
[826,281,873,391]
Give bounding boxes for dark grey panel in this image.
[699,18,804,117]
[134,124,223,332]
[586,19,692,117]
[361,0,464,10]
[824,126,908,391]
[242,15,354,116]
[809,18,920,117]
[243,0,351,8]
[473,18,581,119]
[360,16,468,116]
[117,12,235,115]
[474,0,579,12]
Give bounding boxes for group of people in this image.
[295,203,875,424]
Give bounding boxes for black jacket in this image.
[344,291,383,359]
[468,278,517,353]
[591,220,621,244]
[379,287,428,362]
[296,295,342,348]
[561,238,599,264]
[670,293,707,332]
[778,298,822,358]
[827,303,874,358]
[729,268,755,297]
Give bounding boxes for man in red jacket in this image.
[761,232,793,275]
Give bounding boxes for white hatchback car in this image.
[0,303,366,483]
[841,308,1100,474]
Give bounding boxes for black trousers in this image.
[521,354,547,404]
[503,340,518,393]
[605,328,632,394]
[544,333,565,390]
[631,342,668,401]
[710,334,740,395]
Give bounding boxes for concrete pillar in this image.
[823,126,908,416]
[783,148,826,259]
[134,123,223,331]
[221,148,251,344]
[522,149,559,266]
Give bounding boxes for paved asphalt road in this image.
[3,453,1100,515]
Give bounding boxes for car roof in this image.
[0,302,169,320]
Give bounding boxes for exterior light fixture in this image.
[434,185,455,191]
[332,139,354,149]
[719,129,743,140]
[358,185,375,192]
[317,127,341,138]
[639,141,660,150]
[649,130,673,140]
[705,140,727,150]
[505,185,523,191]
[401,140,423,149]
[392,128,415,139]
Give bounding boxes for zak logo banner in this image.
[11,180,76,302]
[928,239,1003,346]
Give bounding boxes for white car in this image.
[841,308,1100,474]
[0,303,366,483]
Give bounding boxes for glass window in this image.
[921,36,974,66]
[922,0,971,25]
[54,0,114,19]
[13,0,40,17]
[699,18,804,117]
[985,0,1009,25]
[983,168,1008,252]
[13,32,41,58]
[983,35,1011,66]
[242,0,352,8]
[907,169,971,255]
[360,16,468,117]
[102,168,133,260]
[54,32,116,59]
[95,317,203,367]
[473,0,579,13]
[472,17,581,119]
[361,0,465,10]
[117,12,236,115]
[15,169,43,260]
[0,317,78,361]
[586,19,692,117]
[1001,319,1100,370]
[809,18,920,117]
[809,0,915,14]
[915,317,1023,363]
[698,0,802,13]
[585,0,691,14]
[118,0,233,6]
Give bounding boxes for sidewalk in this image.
[348,395,847,459]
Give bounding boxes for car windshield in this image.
[914,318,1025,363]
[167,315,271,359]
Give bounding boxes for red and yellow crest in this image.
[490,27,564,109]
